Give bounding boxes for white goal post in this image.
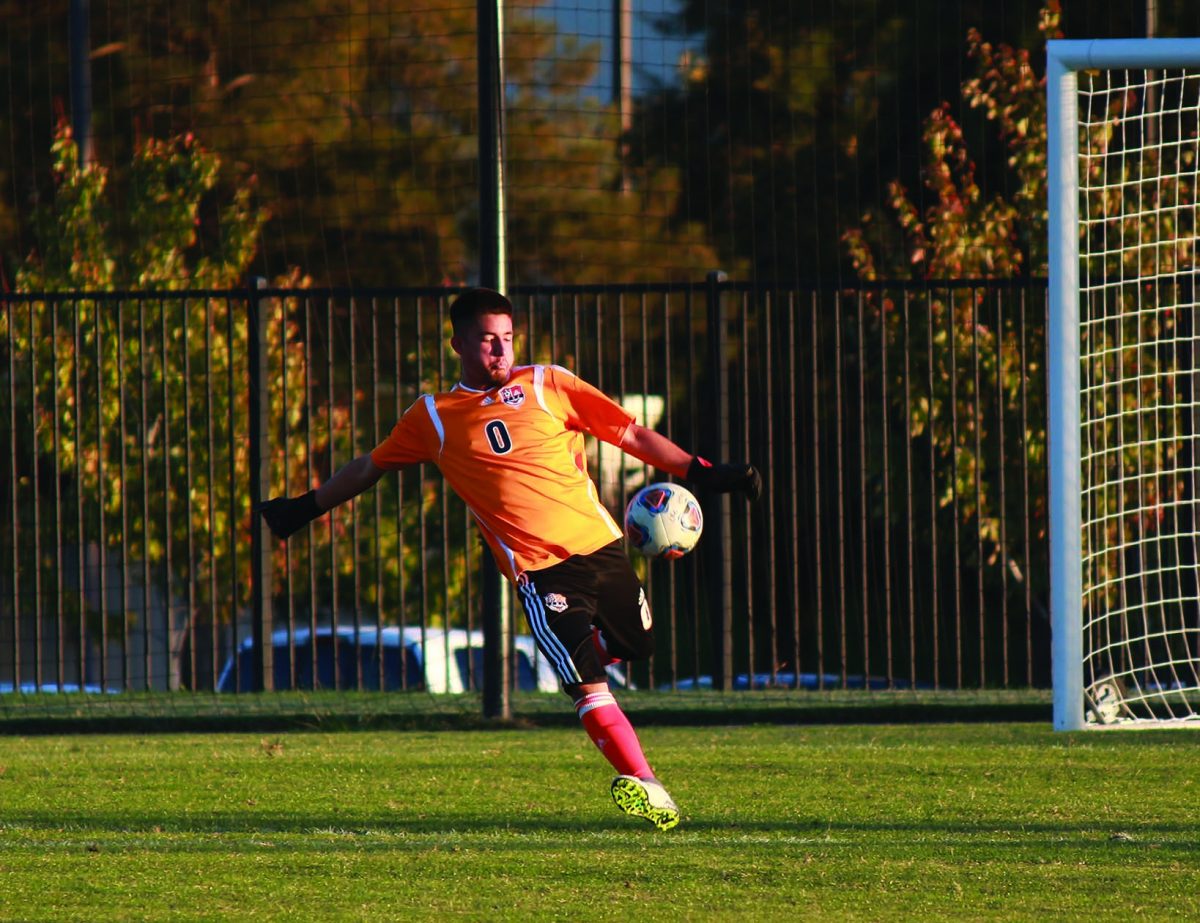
[1049,38,1200,729]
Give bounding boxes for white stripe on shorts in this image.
[518,580,582,685]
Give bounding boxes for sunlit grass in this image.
[1,722,1197,920]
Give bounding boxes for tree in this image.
[3,123,272,684]
[0,0,719,288]
[831,7,1109,686]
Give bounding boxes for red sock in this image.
[574,691,653,779]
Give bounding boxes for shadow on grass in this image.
[0,702,1053,736]
[5,811,1198,850]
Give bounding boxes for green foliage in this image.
[25,0,720,286]
[838,9,1061,600]
[843,3,1060,281]
[17,124,266,290]
[5,127,269,662]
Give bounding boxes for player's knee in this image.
[562,680,608,701]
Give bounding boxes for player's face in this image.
[452,311,514,389]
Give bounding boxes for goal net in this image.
[1049,39,1200,728]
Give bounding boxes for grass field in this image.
[1,707,1198,920]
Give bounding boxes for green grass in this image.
[1,721,1198,921]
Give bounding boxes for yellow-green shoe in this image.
[610,775,681,831]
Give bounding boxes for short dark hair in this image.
[449,287,513,335]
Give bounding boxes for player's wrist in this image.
[258,490,324,539]
[686,456,763,502]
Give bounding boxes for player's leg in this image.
[517,555,655,779]
[517,548,679,829]
[583,542,680,831]
[569,678,678,830]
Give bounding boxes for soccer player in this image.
[258,287,761,830]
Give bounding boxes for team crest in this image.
[544,592,568,612]
[499,384,526,407]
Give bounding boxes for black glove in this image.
[257,490,323,539]
[686,456,763,502]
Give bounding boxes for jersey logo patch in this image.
[480,395,495,406]
[544,592,568,612]
[499,384,526,407]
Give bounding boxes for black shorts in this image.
[516,540,653,687]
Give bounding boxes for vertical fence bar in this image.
[52,298,65,690]
[226,295,239,695]
[306,296,318,690]
[116,299,129,690]
[739,291,754,682]
[183,298,196,690]
[973,286,985,687]
[857,291,869,686]
[161,298,174,691]
[996,288,1010,687]
[393,296,408,688]
[249,281,274,691]
[903,291,916,687]
[9,301,21,689]
[1021,289,1033,682]
[835,294,847,687]
[686,289,700,684]
[205,297,219,692]
[880,289,893,689]
[949,287,962,688]
[96,297,108,692]
[808,292,820,687]
[327,295,339,689]
[75,300,87,689]
[664,292,678,688]
[138,298,152,690]
[436,296,451,695]
[30,302,43,690]
[350,296,362,690]
[164,298,175,686]
[282,292,295,691]
[705,271,732,689]
[417,298,429,682]
[372,297,384,691]
[762,291,777,684]
[926,288,939,689]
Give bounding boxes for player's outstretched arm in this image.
[258,453,387,539]
[619,424,763,502]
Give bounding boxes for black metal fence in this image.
[0,279,1050,696]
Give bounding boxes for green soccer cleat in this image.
[610,775,681,831]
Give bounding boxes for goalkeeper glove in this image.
[257,490,323,539]
[686,456,763,502]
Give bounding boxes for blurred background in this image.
[4,1,1199,292]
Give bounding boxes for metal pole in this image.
[478,0,510,719]
[248,279,274,691]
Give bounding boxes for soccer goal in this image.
[1049,39,1200,729]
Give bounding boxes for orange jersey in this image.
[370,364,635,581]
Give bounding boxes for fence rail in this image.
[0,280,1051,696]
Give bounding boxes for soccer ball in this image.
[624,482,704,559]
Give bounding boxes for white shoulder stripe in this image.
[532,365,556,421]
[422,394,446,453]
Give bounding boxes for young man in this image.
[259,288,761,830]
